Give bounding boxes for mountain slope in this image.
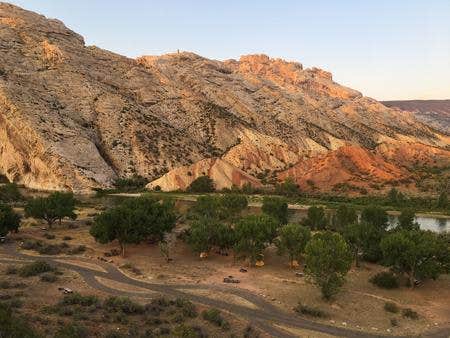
[382,100,450,135]
[0,3,449,194]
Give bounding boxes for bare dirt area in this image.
[8,202,450,337]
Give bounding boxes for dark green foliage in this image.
[0,303,40,338]
[261,196,288,225]
[55,323,89,338]
[359,206,389,262]
[302,206,327,230]
[104,296,145,314]
[25,192,77,228]
[90,196,176,256]
[384,302,400,313]
[397,209,419,230]
[113,175,148,192]
[0,202,21,236]
[0,183,23,203]
[304,231,352,299]
[18,261,55,277]
[294,303,328,318]
[188,218,234,254]
[189,194,248,221]
[275,177,300,197]
[187,176,215,193]
[341,222,365,267]
[381,229,450,287]
[387,188,405,206]
[234,215,278,265]
[402,308,419,320]
[173,324,206,337]
[331,205,357,231]
[276,223,310,267]
[219,194,248,220]
[370,271,399,289]
[201,308,230,330]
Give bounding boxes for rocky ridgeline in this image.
[0,3,449,193]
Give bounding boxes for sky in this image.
[8,0,450,100]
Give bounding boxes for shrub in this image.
[202,308,230,330]
[384,302,400,313]
[187,176,215,193]
[294,303,328,318]
[175,298,197,318]
[390,318,399,327]
[60,292,99,307]
[0,303,39,337]
[37,243,64,255]
[63,236,73,241]
[68,245,86,255]
[370,271,399,289]
[43,233,56,240]
[55,323,89,338]
[40,273,58,283]
[173,324,207,337]
[21,240,42,251]
[104,296,144,314]
[402,308,419,320]
[19,261,55,277]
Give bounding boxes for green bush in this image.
[67,245,86,255]
[60,292,99,307]
[294,303,328,318]
[369,271,399,289]
[0,302,39,337]
[202,308,230,330]
[175,298,198,318]
[402,308,419,320]
[19,261,55,277]
[384,302,400,313]
[187,176,215,193]
[390,318,399,327]
[43,233,56,240]
[104,296,144,314]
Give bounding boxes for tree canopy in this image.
[234,214,278,266]
[0,202,21,236]
[261,196,288,225]
[275,177,300,197]
[90,196,177,256]
[437,191,448,209]
[189,194,248,221]
[276,223,310,267]
[304,231,352,299]
[0,183,23,203]
[397,209,419,231]
[25,192,76,228]
[380,229,450,287]
[331,205,357,232]
[302,206,328,230]
[187,176,215,193]
[361,206,389,230]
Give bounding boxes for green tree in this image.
[261,196,288,225]
[381,229,450,288]
[188,217,220,254]
[234,215,278,266]
[397,209,419,231]
[220,194,248,220]
[437,191,448,209]
[341,222,365,267]
[361,206,389,230]
[0,303,40,338]
[304,231,352,299]
[303,206,327,230]
[331,205,357,232]
[0,183,22,203]
[90,196,176,257]
[25,192,77,229]
[276,223,311,268]
[275,177,300,197]
[189,195,222,219]
[387,187,399,205]
[187,176,215,193]
[0,203,21,236]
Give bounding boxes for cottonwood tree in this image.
[437,191,448,209]
[305,231,352,299]
[0,203,21,236]
[275,223,311,268]
[275,177,300,197]
[261,196,288,225]
[341,222,366,267]
[187,176,215,193]
[381,229,450,288]
[331,205,357,232]
[0,183,22,203]
[303,206,328,230]
[397,209,419,231]
[90,196,176,257]
[234,214,278,266]
[359,205,389,262]
[25,192,77,229]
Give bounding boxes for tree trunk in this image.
[46,219,53,230]
[355,250,360,268]
[409,271,415,289]
[120,242,126,257]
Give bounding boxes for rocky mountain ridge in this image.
[0,3,449,194]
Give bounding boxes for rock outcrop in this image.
[0,3,448,194]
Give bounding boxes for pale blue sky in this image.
[8,0,450,100]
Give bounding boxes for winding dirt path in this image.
[0,245,448,338]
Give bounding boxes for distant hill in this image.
[382,100,450,134]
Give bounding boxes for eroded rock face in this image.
[0,3,448,193]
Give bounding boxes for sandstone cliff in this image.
[0,4,448,194]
